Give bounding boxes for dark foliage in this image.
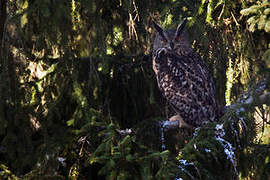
[0,0,269,179]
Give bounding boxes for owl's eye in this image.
[175,36,181,42]
[161,37,167,43]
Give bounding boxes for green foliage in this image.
[0,0,269,179]
[241,1,270,32]
[88,123,177,179]
[0,164,19,180]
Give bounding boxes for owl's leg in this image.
[169,115,193,129]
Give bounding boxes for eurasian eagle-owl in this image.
[152,19,219,128]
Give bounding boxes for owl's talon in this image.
[169,115,193,129]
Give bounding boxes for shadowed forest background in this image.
[0,0,270,179]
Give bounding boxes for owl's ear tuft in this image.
[175,18,187,40]
[152,20,167,41]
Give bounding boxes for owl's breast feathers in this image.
[153,48,219,127]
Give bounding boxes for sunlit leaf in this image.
[240,8,258,16]
[258,15,266,30]
[198,0,207,15]
[206,0,213,24]
[247,16,256,24]
[265,21,270,32]
[67,119,75,126]
[249,22,256,32]
[264,8,270,15]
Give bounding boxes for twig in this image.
[116,128,133,136]
[231,12,240,27]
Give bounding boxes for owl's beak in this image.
[169,42,174,50]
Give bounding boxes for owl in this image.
[152,19,219,128]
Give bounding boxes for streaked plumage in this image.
[152,19,219,127]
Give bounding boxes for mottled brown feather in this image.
[152,24,219,127]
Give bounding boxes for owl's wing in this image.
[156,52,218,126]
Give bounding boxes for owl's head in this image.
[152,19,189,53]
